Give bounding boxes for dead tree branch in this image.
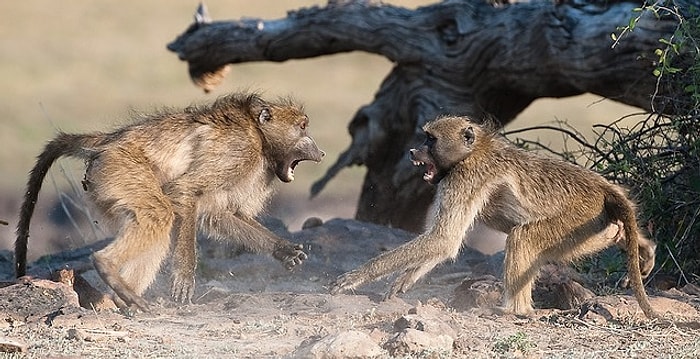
[168,0,683,232]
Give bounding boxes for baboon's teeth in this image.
[412,160,424,166]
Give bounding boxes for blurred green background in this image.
[0,1,640,258]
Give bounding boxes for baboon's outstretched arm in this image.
[199,211,307,269]
[331,182,488,296]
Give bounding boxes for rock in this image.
[386,303,456,357]
[393,314,456,339]
[450,275,503,311]
[53,268,117,311]
[533,265,595,310]
[383,328,453,357]
[451,265,598,312]
[0,337,26,353]
[0,279,82,323]
[580,295,700,323]
[302,217,324,229]
[681,283,700,296]
[291,330,385,358]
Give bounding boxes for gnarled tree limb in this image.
[168,0,683,232]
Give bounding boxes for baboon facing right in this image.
[16,92,324,311]
[332,115,659,319]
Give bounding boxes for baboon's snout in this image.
[304,138,325,162]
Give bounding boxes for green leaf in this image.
[611,32,618,41]
[653,68,662,77]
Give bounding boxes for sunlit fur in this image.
[332,115,658,319]
[16,92,324,310]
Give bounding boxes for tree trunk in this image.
[167,0,684,232]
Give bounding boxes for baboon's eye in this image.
[300,121,307,130]
[258,108,272,123]
[463,126,475,145]
[425,133,436,146]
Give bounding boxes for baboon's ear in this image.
[258,108,272,123]
[463,126,475,145]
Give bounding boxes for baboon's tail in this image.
[604,190,660,319]
[15,132,103,277]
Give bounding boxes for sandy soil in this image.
[1,218,699,358]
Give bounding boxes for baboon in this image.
[16,92,324,310]
[331,115,659,319]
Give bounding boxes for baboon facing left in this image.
[16,92,324,310]
[331,115,659,319]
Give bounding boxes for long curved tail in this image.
[605,190,660,319]
[15,132,103,277]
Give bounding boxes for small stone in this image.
[384,328,453,356]
[302,217,324,230]
[292,330,384,358]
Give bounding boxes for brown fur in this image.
[331,115,659,319]
[16,92,324,310]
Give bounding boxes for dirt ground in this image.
[1,218,699,358]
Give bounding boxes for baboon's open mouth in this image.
[279,145,324,183]
[282,156,321,183]
[287,160,301,181]
[412,159,437,183]
[282,160,301,182]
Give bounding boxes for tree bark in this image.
[167,0,683,232]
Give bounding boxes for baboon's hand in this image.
[171,270,195,304]
[273,243,307,270]
[329,270,362,295]
[385,271,414,300]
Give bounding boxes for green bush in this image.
[508,0,700,285]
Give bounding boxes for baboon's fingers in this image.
[171,273,195,304]
[132,298,152,312]
[283,253,306,270]
[386,276,410,300]
[328,283,342,295]
[385,269,420,300]
[273,242,308,270]
[329,271,361,295]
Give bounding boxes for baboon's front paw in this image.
[385,272,413,300]
[171,272,195,304]
[329,271,360,295]
[273,243,307,270]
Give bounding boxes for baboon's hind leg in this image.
[503,224,542,316]
[88,151,174,311]
[502,218,621,315]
